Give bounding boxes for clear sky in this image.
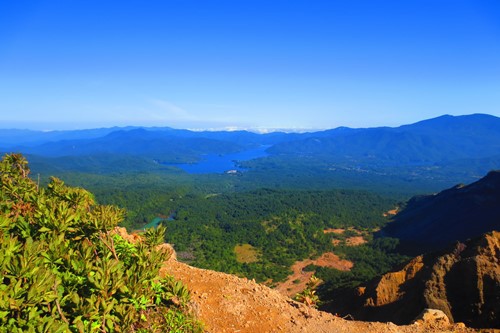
[1,0,499,131]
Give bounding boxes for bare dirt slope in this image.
[275,252,353,297]
[160,258,475,333]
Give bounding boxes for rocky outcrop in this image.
[413,309,451,326]
[325,231,500,328]
[383,170,500,255]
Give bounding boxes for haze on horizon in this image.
[1,1,499,131]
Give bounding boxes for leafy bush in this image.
[0,154,201,332]
[294,275,321,308]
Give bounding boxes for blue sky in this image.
[1,0,499,131]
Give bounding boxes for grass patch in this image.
[234,244,261,263]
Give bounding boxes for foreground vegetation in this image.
[0,154,201,332]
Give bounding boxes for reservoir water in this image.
[171,145,269,174]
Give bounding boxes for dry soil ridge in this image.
[160,257,475,333]
[115,227,475,332]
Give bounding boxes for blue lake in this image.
[170,145,269,174]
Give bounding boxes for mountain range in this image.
[1,115,499,330]
[1,113,499,194]
[268,114,500,164]
[2,114,499,164]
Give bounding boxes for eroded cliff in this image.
[324,231,500,329]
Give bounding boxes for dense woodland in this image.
[46,169,408,290]
[161,189,400,282]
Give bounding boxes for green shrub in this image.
[0,154,202,332]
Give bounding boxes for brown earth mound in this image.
[324,231,500,329]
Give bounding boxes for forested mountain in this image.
[0,127,138,147]
[268,114,500,164]
[12,129,244,163]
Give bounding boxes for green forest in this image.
[16,152,415,306]
[47,167,408,292]
[159,189,401,283]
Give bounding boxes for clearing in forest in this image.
[234,244,260,263]
[383,206,399,217]
[324,227,368,247]
[345,236,367,246]
[322,228,345,234]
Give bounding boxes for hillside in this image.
[383,170,500,254]
[0,154,201,332]
[322,231,500,329]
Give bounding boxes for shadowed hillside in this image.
[383,170,500,254]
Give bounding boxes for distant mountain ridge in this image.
[18,129,243,162]
[0,127,142,147]
[1,114,499,190]
[268,113,500,164]
[2,113,499,157]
